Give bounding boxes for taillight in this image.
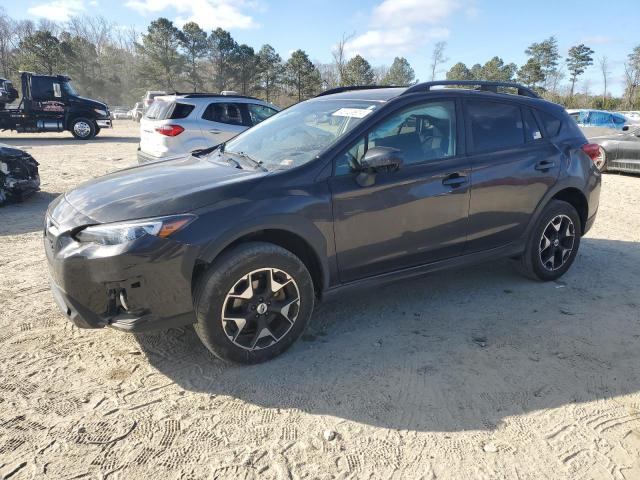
[155,125,184,137]
[581,143,600,162]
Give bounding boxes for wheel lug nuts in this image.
[251,305,256,310]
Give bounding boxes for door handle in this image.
[442,173,468,188]
[535,160,555,171]
[209,129,222,134]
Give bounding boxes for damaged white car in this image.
[0,143,40,205]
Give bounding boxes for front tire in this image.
[70,117,96,140]
[519,200,581,281]
[194,242,315,364]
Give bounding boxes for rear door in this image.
[464,100,561,253]
[199,101,249,145]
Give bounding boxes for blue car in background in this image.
[567,109,629,130]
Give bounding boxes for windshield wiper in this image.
[225,150,268,172]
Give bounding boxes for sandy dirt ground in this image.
[1,122,640,479]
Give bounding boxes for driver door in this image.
[329,99,471,283]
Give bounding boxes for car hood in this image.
[0,143,28,158]
[63,155,266,223]
[69,95,108,111]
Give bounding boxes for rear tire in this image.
[70,117,96,140]
[194,242,315,364]
[518,200,582,281]
[594,146,607,172]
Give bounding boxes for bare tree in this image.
[331,32,353,86]
[429,41,448,81]
[598,55,610,106]
[372,65,389,85]
[624,46,640,108]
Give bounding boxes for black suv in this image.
[45,81,601,363]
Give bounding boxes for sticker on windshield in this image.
[332,108,373,118]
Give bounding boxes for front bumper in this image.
[44,202,197,332]
[96,119,112,128]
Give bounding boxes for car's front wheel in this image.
[70,117,96,140]
[519,200,582,281]
[194,242,315,363]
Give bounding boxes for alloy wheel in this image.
[594,146,606,171]
[539,214,575,271]
[221,267,300,351]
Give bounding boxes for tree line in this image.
[1,7,639,110]
[445,37,640,109]
[0,9,416,107]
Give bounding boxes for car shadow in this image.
[0,191,60,236]
[134,237,640,432]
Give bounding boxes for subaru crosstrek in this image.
[45,81,601,363]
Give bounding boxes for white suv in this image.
[138,94,280,164]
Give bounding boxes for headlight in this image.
[94,108,108,117]
[74,215,195,245]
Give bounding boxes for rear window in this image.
[537,110,562,137]
[202,102,245,126]
[467,100,524,153]
[144,100,194,120]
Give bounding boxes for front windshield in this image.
[62,81,78,96]
[217,99,382,170]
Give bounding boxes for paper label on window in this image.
[332,108,372,118]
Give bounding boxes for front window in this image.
[61,81,77,96]
[217,99,382,170]
[247,104,278,125]
[335,100,457,175]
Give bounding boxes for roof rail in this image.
[169,92,262,101]
[402,80,540,99]
[315,85,405,98]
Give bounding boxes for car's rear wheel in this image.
[70,117,96,140]
[194,242,315,363]
[518,200,581,281]
[594,146,607,172]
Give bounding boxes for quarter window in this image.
[335,100,457,175]
[523,108,543,141]
[202,102,245,126]
[467,100,524,153]
[537,110,562,137]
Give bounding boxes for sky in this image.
[3,0,639,95]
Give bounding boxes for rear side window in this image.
[537,110,562,137]
[247,104,278,125]
[169,103,194,119]
[467,100,524,152]
[522,108,543,141]
[202,102,245,126]
[613,114,626,125]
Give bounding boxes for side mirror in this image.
[356,146,403,187]
[622,125,630,132]
[360,146,403,172]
